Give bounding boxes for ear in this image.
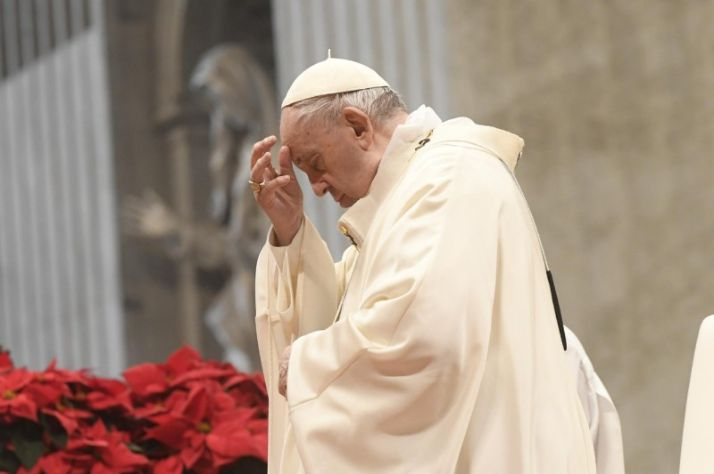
[341,107,373,150]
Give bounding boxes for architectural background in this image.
[1,1,712,472]
[446,2,714,472]
[0,0,124,375]
[102,0,276,367]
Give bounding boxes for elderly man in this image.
[250,57,597,473]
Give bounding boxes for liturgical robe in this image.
[255,106,597,473]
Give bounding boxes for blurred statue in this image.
[123,44,277,371]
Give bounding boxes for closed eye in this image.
[292,156,306,171]
[310,156,324,172]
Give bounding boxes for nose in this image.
[304,168,329,196]
[311,179,329,197]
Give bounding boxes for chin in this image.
[339,196,358,208]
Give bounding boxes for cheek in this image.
[324,148,369,194]
[338,166,370,196]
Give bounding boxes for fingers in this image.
[251,152,277,183]
[263,165,273,184]
[251,135,277,168]
[261,175,291,196]
[278,375,286,398]
[278,345,290,398]
[278,146,297,178]
[250,138,299,209]
[250,136,277,187]
[248,157,290,201]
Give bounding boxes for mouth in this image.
[330,190,344,203]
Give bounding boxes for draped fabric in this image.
[255,107,596,473]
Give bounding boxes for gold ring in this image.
[249,179,265,193]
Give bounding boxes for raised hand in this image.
[122,189,179,239]
[250,136,304,245]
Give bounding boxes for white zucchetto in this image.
[281,56,390,108]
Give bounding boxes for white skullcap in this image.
[281,55,390,108]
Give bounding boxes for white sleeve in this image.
[564,327,625,474]
[254,216,357,471]
[254,216,357,385]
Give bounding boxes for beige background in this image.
[446,2,714,472]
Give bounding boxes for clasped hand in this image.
[278,345,291,398]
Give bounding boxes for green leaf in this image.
[219,457,267,474]
[39,413,68,449]
[11,432,45,469]
[0,445,20,472]
[127,442,147,454]
[48,428,68,449]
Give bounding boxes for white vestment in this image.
[565,327,625,474]
[255,107,597,473]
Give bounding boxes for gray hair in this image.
[288,86,407,128]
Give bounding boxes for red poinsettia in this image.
[42,401,94,438]
[153,455,184,474]
[123,346,233,400]
[16,452,67,474]
[0,368,38,422]
[144,379,267,472]
[64,419,149,472]
[0,346,268,473]
[0,349,14,372]
[224,372,269,415]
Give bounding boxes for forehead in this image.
[280,108,325,153]
[279,108,301,145]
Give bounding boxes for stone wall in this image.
[445,2,714,472]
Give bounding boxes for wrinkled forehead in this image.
[280,107,326,151]
[279,107,303,146]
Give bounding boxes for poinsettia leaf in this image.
[48,427,68,450]
[169,367,235,388]
[122,363,169,397]
[166,346,202,373]
[11,431,45,468]
[219,456,267,474]
[0,445,20,472]
[153,455,183,474]
[39,412,68,449]
[0,349,14,371]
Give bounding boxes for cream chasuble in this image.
[255,107,597,473]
